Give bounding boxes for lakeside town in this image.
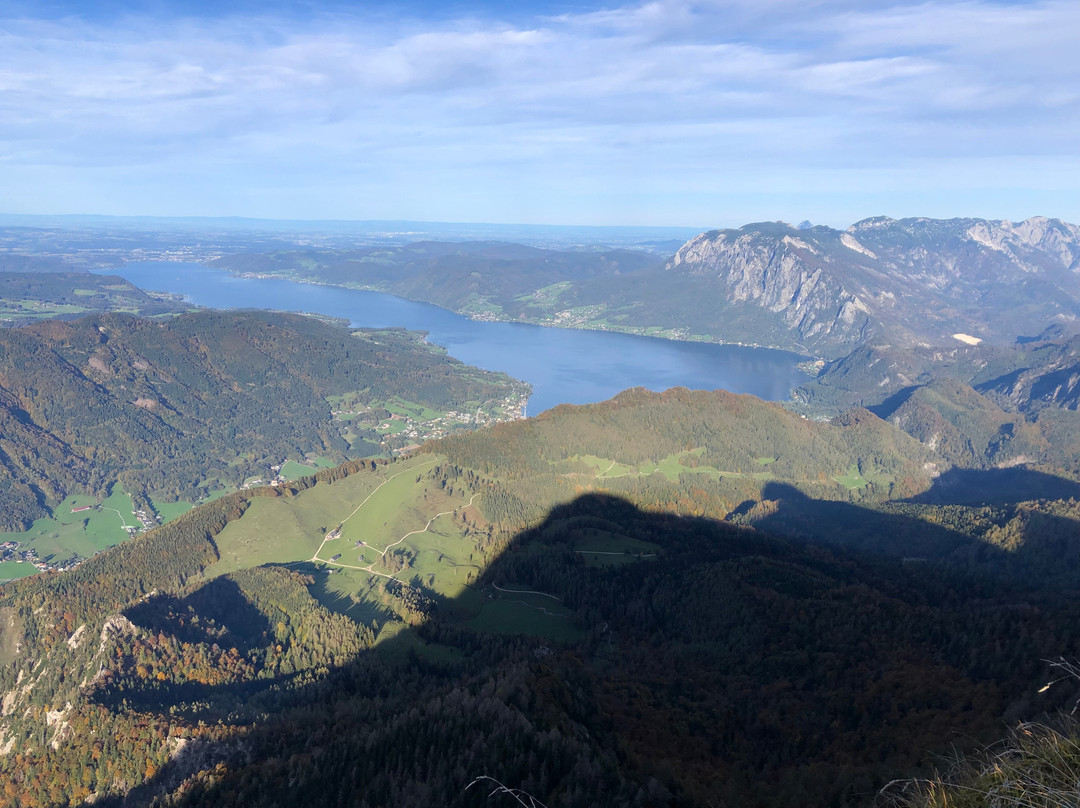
[331,389,531,455]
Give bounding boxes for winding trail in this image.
[377,492,480,559]
[315,485,480,581]
[309,459,437,564]
[574,550,656,557]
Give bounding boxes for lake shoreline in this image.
[103,261,812,414]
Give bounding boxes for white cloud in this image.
[0,0,1076,223]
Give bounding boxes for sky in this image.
[0,0,1077,228]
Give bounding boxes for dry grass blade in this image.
[466,775,550,808]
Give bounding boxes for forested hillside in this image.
[0,272,186,326]
[209,216,1080,355]
[210,241,660,325]
[0,310,525,530]
[433,386,937,528]
[3,388,1080,806]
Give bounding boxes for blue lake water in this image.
[112,262,808,414]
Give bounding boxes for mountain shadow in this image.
[905,465,1080,506]
[122,577,272,653]
[748,481,977,560]
[744,480,1080,592]
[866,384,921,420]
[101,492,1080,808]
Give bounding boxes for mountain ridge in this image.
[205,215,1080,358]
[664,215,1080,354]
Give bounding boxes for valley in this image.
[206,216,1080,357]
[4,386,1080,806]
[1,215,1080,807]
[0,310,529,575]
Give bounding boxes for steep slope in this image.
[658,216,1080,355]
[4,389,1080,806]
[0,310,524,530]
[976,333,1080,412]
[884,379,1048,468]
[5,475,1080,807]
[791,333,1080,476]
[208,217,1080,357]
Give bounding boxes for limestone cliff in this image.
[663,217,1080,356]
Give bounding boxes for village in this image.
[1,391,530,582]
[0,502,163,578]
[330,389,531,456]
[0,540,76,575]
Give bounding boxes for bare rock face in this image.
[664,217,1080,356]
[965,217,1080,270]
[668,227,872,352]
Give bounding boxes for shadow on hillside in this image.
[95,488,1080,808]
[750,482,974,561]
[748,479,1080,591]
[904,465,1080,506]
[123,577,271,652]
[866,385,920,419]
[284,559,399,627]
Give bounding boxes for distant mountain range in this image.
[209,216,1080,357]
[662,216,1080,354]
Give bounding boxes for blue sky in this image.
[1,0,1077,227]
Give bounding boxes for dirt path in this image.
[316,490,479,581]
[574,549,656,557]
[309,459,437,563]
[101,507,132,529]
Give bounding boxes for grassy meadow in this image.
[0,486,138,564]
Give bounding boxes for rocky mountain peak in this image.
[660,216,1080,357]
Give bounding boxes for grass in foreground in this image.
[881,719,1080,808]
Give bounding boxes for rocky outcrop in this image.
[664,217,1080,356]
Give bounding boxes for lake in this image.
[112,262,809,414]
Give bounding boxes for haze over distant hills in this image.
[206,215,1080,357]
[0,214,700,262]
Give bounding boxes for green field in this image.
[380,397,444,422]
[467,584,582,641]
[834,464,870,490]
[280,460,319,480]
[572,450,723,482]
[279,456,336,480]
[0,300,91,319]
[149,497,193,524]
[0,560,38,582]
[210,454,444,578]
[204,454,518,642]
[0,487,138,563]
[375,420,408,435]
